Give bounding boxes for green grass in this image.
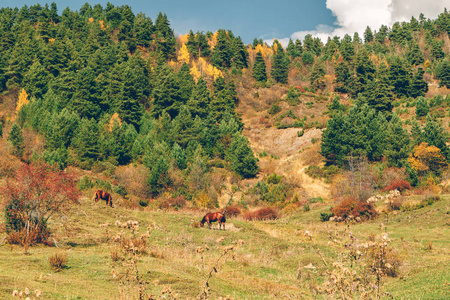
[0,195,449,299]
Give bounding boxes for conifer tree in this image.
[364,26,373,43]
[155,12,176,59]
[435,59,450,88]
[187,77,210,119]
[211,29,232,68]
[384,113,411,167]
[410,68,428,98]
[271,51,289,84]
[225,132,259,178]
[252,51,267,83]
[23,60,50,99]
[7,123,25,158]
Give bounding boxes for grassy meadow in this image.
[0,193,449,299]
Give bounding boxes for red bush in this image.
[331,197,377,221]
[225,206,241,217]
[159,196,186,210]
[381,179,411,193]
[243,207,278,221]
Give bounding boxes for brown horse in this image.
[200,212,226,230]
[93,190,113,207]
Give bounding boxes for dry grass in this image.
[48,252,68,271]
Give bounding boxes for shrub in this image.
[225,206,241,217]
[381,179,411,193]
[159,196,187,210]
[268,104,281,115]
[320,212,334,222]
[49,253,68,271]
[139,199,149,207]
[2,162,79,245]
[243,207,279,221]
[331,198,377,221]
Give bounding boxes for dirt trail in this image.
[243,125,331,200]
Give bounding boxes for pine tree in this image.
[364,26,373,43]
[271,51,289,84]
[155,12,176,59]
[389,57,412,97]
[333,62,352,94]
[384,113,411,167]
[252,51,267,83]
[225,132,259,178]
[23,60,50,99]
[407,41,424,66]
[151,67,184,118]
[410,68,428,98]
[7,123,25,158]
[187,77,210,119]
[72,118,101,168]
[211,29,232,68]
[422,114,450,159]
[309,62,326,91]
[435,59,450,88]
[362,79,393,114]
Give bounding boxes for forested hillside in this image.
[1,3,450,299]
[1,2,450,209]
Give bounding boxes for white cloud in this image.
[269,0,450,45]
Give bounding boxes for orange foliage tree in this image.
[408,142,447,175]
[2,162,80,244]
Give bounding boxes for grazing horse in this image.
[93,190,113,207]
[200,212,226,230]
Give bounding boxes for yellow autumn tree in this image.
[408,142,447,175]
[99,20,107,31]
[190,63,201,82]
[16,89,30,113]
[177,43,190,64]
[178,33,189,44]
[106,113,122,132]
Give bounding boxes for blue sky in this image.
[2,1,450,45]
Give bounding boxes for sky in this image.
[2,0,450,45]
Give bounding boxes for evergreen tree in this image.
[252,51,267,83]
[231,36,248,69]
[225,132,259,178]
[187,77,210,119]
[172,143,187,170]
[71,66,101,119]
[333,61,352,94]
[286,39,301,59]
[151,67,184,118]
[384,113,411,167]
[72,118,101,168]
[186,30,197,57]
[362,79,393,114]
[364,26,373,43]
[430,39,445,60]
[7,123,25,158]
[422,114,450,159]
[410,68,428,98]
[415,96,430,117]
[155,12,176,59]
[435,59,450,88]
[23,60,50,99]
[339,35,355,61]
[389,57,412,97]
[211,29,232,68]
[271,51,289,84]
[309,62,326,91]
[407,41,424,66]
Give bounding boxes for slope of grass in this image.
[0,194,449,299]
